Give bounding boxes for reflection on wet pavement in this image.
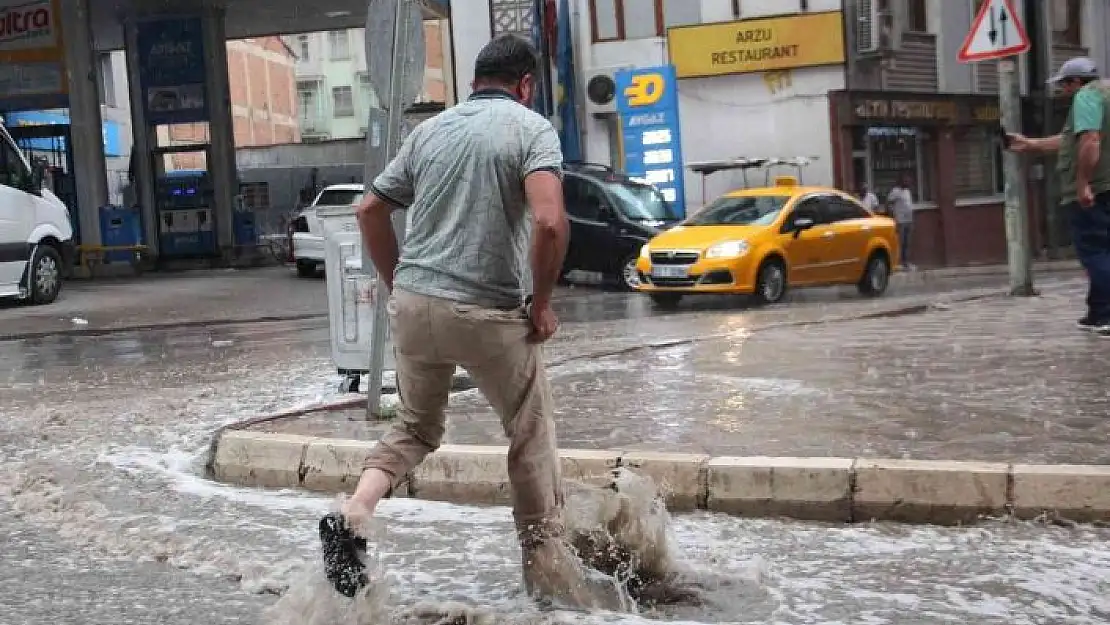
[256,279,1110,464]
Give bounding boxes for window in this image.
[0,137,31,190]
[953,127,1003,198]
[601,180,678,221]
[589,0,701,42]
[564,178,604,220]
[315,189,364,206]
[689,195,790,226]
[786,197,826,229]
[826,197,872,222]
[1053,0,1082,46]
[298,81,320,119]
[296,34,310,61]
[865,126,935,203]
[328,30,350,60]
[332,86,354,117]
[906,0,928,33]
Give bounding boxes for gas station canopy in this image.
[88,0,450,50]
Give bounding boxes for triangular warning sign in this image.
[958,0,1030,62]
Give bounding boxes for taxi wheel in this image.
[858,252,891,297]
[753,257,787,305]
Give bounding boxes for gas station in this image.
[0,0,451,268]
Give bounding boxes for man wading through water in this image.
[1008,57,1110,334]
[317,34,624,610]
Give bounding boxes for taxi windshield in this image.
[687,195,790,226]
[603,181,678,221]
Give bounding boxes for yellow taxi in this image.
[635,178,899,307]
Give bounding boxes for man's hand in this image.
[527,299,559,343]
[1005,133,1033,153]
[1079,184,1096,208]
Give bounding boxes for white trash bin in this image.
[318,205,469,396]
[319,205,393,393]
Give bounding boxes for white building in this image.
[453,0,846,211]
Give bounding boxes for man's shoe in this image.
[1096,324,1110,338]
[319,512,369,598]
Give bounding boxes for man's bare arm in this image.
[1010,133,1063,154]
[524,170,569,308]
[1076,131,1102,190]
[356,193,400,292]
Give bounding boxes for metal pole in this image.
[999,58,1035,296]
[366,0,416,419]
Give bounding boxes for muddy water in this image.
[2,319,1110,624]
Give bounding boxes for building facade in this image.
[834,0,1110,266]
[160,36,301,170]
[449,0,1110,267]
[288,22,450,141]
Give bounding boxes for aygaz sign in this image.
[666,11,845,79]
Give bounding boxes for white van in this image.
[0,121,75,305]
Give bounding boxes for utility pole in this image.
[958,0,1036,296]
[999,58,1035,296]
[364,0,425,418]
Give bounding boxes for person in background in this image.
[887,175,915,269]
[317,33,624,610]
[858,184,882,215]
[1007,57,1110,333]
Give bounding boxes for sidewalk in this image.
[244,277,1108,466]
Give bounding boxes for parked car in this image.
[289,183,365,278]
[561,162,680,290]
[0,121,74,305]
[635,178,898,308]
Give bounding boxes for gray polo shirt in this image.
[370,89,564,309]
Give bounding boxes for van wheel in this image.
[753,257,787,305]
[858,251,891,297]
[29,244,63,305]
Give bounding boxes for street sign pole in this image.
[999,58,1034,296]
[958,0,1035,297]
[364,0,425,419]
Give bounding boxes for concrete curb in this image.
[208,430,1110,525]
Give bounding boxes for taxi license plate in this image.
[652,265,689,279]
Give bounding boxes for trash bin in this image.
[319,206,467,395]
[320,205,395,390]
[98,205,143,263]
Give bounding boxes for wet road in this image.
[2,269,1108,624]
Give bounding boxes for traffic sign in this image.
[958,0,1030,62]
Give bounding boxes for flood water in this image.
[2,286,1109,624]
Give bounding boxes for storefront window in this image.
[954,127,1003,198]
[865,126,935,203]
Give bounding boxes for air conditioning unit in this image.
[856,0,899,56]
[583,66,630,117]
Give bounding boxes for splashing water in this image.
[263,468,757,624]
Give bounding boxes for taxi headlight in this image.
[705,240,750,259]
[639,244,650,259]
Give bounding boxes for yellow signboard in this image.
[667,11,846,79]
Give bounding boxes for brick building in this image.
[162,36,300,169]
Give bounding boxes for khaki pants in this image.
[363,288,564,542]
